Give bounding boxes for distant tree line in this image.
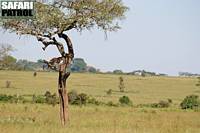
[1,56,99,73]
[179,72,200,77]
[110,69,167,77]
[0,44,99,72]
[0,44,168,76]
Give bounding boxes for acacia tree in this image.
[0,44,16,69]
[0,0,128,125]
[0,44,14,60]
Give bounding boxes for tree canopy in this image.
[1,0,128,37]
[0,44,16,70]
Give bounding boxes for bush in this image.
[196,84,200,86]
[44,91,51,97]
[68,90,79,104]
[151,100,170,108]
[68,90,89,105]
[159,100,170,108]
[78,93,88,105]
[44,91,59,106]
[106,89,112,95]
[180,95,200,109]
[119,96,132,105]
[168,98,173,103]
[87,97,101,105]
[106,101,118,107]
[0,94,25,103]
[32,95,46,104]
[0,94,11,102]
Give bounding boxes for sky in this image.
[0,0,200,76]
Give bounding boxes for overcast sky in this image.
[0,0,200,76]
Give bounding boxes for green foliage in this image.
[180,95,200,109]
[0,55,18,70]
[87,66,97,73]
[1,0,128,36]
[1,56,99,72]
[0,94,25,103]
[78,93,88,105]
[137,100,172,108]
[44,91,59,106]
[71,58,87,72]
[119,96,132,105]
[0,94,13,102]
[68,90,103,106]
[0,44,14,58]
[0,91,58,105]
[2,55,17,65]
[87,97,101,105]
[68,90,88,105]
[32,92,58,105]
[0,44,17,70]
[68,90,79,104]
[16,59,44,71]
[32,95,46,104]
[113,70,123,74]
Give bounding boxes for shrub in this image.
[106,89,112,95]
[159,100,170,108]
[44,91,51,97]
[0,94,25,103]
[180,95,200,109]
[196,83,200,86]
[168,98,173,103]
[44,91,58,106]
[87,97,101,105]
[68,90,89,105]
[10,95,19,103]
[106,101,118,107]
[78,93,88,105]
[33,72,37,77]
[151,100,170,108]
[68,90,79,104]
[0,94,12,102]
[32,95,46,104]
[119,96,132,105]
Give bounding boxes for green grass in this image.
[0,70,199,104]
[0,104,200,133]
[0,70,200,133]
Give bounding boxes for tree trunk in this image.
[58,71,70,125]
[38,33,74,125]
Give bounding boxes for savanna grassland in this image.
[0,70,200,133]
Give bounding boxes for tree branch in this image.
[58,33,74,59]
[36,36,55,51]
[43,56,63,71]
